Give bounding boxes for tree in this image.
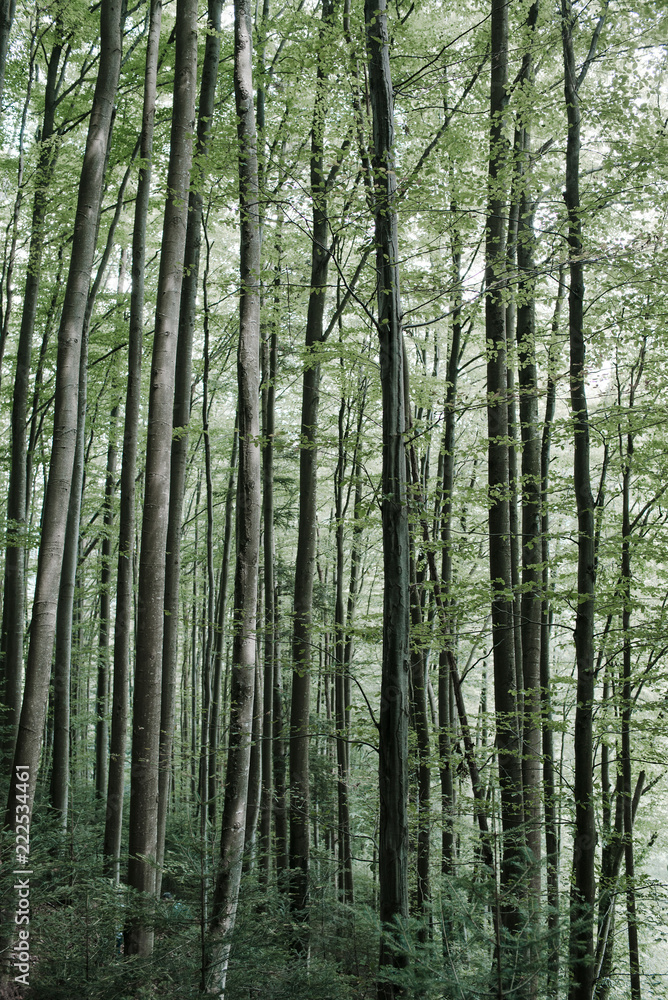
[125,0,197,956]
[4,0,123,832]
[364,0,410,993]
[206,0,261,989]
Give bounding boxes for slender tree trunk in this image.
[620,352,644,1000]
[156,0,222,894]
[486,0,524,958]
[439,223,462,881]
[364,0,410,992]
[209,423,238,830]
[334,397,354,906]
[50,320,88,829]
[0,34,62,767]
[0,0,16,113]
[563,5,598,997]
[258,310,277,882]
[125,0,197,956]
[95,403,118,802]
[103,0,162,883]
[206,0,261,989]
[513,16,542,967]
[541,272,565,996]
[288,0,336,942]
[3,0,122,833]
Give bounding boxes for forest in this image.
[0,0,667,997]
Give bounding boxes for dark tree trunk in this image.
[563,5,598,997]
[364,0,410,992]
[0,0,16,113]
[486,0,524,958]
[288,0,335,942]
[258,310,277,882]
[540,272,565,996]
[95,404,118,802]
[126,0,197,956]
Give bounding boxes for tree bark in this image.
[486,0,524,957]
[364,0,410,992]
[288,0,336,942]
[3,0,122,832]
[157,0,222,894]
[103,0,162,883]
[0,33,62,768]
[563,5,598,997]
[125,0,197,956]
[206,0,261,989]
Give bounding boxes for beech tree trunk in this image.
[156,0,222,895]
[288,0,335,942]
[4,0,122,831]
[125,0,197,956]
[103,0,162,883]
[486,0,524,963]
[0,34,63,768]
[364,0,410,993]
[207,0,261,989]
[563,5,598,997]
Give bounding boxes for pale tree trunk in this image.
[364,0,410,993]
[208,422,238,830]
[157,0,223,894]
[3,0,122,836]
[206,0,261,990]
[103,0,162,884]
[125,0,197,956]
[50,315,88,829]
[0,33,63,768]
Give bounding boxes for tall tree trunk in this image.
[620,351,644,1000]
[258,308,277,882]
[563,5,598,997]
[206,0,261,989]
[125,0,197,956]
[50,317,88,829]
[95,403,119,802]
[541,272,565,996]
[3,0,122,833]
[156,0,222,894]
[513,15,542,967]
[103,0,162,883]
[486,0,524,960]
[334,395,355,906]
[439,221,462,881]
[288,0,335,943]
[364,0,410,992]
[0,33,63,768]
[208,422,238,830]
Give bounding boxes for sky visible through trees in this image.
[1,1,668,999]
